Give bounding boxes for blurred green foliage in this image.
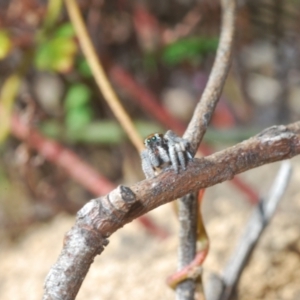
[34,23,77,72]
[64,83,93,131]
[41,120,163,144]
[162,37,218,66]
[0,75,22,144]
[0,3,219,150]
[0,30,12,60]
[77,58,93,77]
[43,0,63,30]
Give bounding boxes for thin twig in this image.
[43,122,300,300]
[176,0,237,298]
[207,160,292,300]
[183,0,237,155]
[273,2,294,124]
[176,193,198,300]
[110,64,260,201]
[64,0,144,152]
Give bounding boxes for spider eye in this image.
[151,136,156,141]
[147,139,151,144]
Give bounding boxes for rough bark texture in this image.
[43,122,300,300]
[176,193,198,300]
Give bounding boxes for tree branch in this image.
[219,160,292,300]
[183,0,237,154]
[176,193,198,300]
[203,160,292,300]
[176,0,236,297]
[43,122,300,300]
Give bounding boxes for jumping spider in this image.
[140,130,193,179]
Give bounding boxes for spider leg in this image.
[141,149,156,178]
[168,143,179,173]
[181,141,193,161]
[164,130,178,142]
[165,131,191,153]
[141,130,193,178]
[148,149,160,168]
[186,150,193,161]
[157,145,170,163]
[165,130,193,170]
[175,143,186,169]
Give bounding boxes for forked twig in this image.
[176,0,236,298]
[43,122,300,300]
[42,0,300,299]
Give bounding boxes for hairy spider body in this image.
[141,131,193,179]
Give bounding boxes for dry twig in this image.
[176,0,236,297]
[43,122,300,300]
[183,0,237,155]
[204,160,292,300]
[219,160,292,300]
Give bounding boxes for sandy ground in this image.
[1,157,300,300]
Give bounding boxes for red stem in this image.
[11,114,115,195]
[10,113,168,237]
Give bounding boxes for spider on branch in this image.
[141,130,193,179]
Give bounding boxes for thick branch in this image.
[43,122,300,300]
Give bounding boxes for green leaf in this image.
[65,107,93,131]
[64,84,92,110]
[43,0,63,30]
[67,121,124,144]
[0,74,22,144]
[77,58,92,77]
[40,120,163,145]
[40,120,62,138]
[0,30,12,60]
[162,37,219,66]
[54,23,75,38]
[34,36,77,72]
[64,84,93,131]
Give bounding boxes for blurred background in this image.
[0,0,300,299]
